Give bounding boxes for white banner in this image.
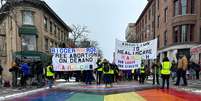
[115,38,157,60]
[115,39,157,69]
[51,48,98,71]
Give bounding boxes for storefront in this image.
[190,45,201,64]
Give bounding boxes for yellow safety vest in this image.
[97,67,103,71]
[46,66,54,77]
[140,66,145,73]
[103,65,110,74]
[161,62,171,75]
[132,69,135,74]
[109,69,114,74]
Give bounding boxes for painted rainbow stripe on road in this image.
[9,89,201,101]
[67,89,201,101]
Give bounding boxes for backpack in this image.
[103,64,109,72]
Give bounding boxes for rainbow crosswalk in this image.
[9,89,201,101]
[66,89,201,101]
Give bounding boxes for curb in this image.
[0,87,49,101]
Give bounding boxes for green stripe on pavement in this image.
[66,93,104,101]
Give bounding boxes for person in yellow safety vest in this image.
[109,63,115,85]
[139,63,145,84]
[132,69,135,80]
[102,59,112,88]
[161,57,172,89]
[95,59,103,85]
[45,63,55,88]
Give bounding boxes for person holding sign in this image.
[102,59,113,88]
[139,62,145,84]
[95,59,103,85]
[161,57,172,89]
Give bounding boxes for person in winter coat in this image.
[20,62,30,88]
[0,64,3,86]
[175,55,188,86]
[191,62,200,80]
[9,62,19,87]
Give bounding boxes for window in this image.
[44,17,48,30]
[50,21,52,33]
[54,24,57,35]
[174,0,179,16]
[50,40,53,48]
[174,27,179,42]
[152,5,155,16]
[191,0,195,13]
[181,25,187,42]
[152,21,155,38]
[173,24,194,43]
[164,31,167,46]
[22,35,36,51]
[174,0,195,16]
[58,28,60,40]
[157,0,159,10]
[149,10,151,20]
[45,38,48,50]
[0,35,6,54]
[164,8,168,22]
[157,35,160,48]
[157,16,160,28]
[60,31,63,41]
[181,0,187,15]
[22,11,33,25]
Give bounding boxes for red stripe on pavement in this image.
[161,88,201,101]
[137,89,187,101]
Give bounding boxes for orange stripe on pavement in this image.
[137,89,188,101]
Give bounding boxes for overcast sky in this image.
[44,0,148,62]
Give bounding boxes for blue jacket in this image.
[21,63,30,76]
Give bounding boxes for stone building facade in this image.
[0,0,71,80]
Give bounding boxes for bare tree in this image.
[70,24,90,47]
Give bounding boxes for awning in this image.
[19,25,37,35]
[13,51,51,63]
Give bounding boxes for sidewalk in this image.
[146,78,201,94]
[0,79,73,100]
[172,79,201,94]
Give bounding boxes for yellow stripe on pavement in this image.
[104,92,146,101]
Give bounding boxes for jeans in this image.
[176,69,187,85]
[153,74,160,85]
[139,73,145,84]
[12,72,18,87]
[161,74,170,89]
[0,75,2,86]
[96,71,102,85]
[47,76,54,88]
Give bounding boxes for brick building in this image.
[125,23,137,43]
[0,0,72,80]
[129,0,201,62]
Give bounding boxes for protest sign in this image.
[115,39,157,70]
[115,38,157,60]
[51,48,98,71]
[116,54,141,70]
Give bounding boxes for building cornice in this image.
[135,0,153,25]
[0,0,72,32]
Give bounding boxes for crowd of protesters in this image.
[0,54,200,89]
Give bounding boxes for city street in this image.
[1,0,201,101]
[0,80,200,101]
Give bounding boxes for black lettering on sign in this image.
[59,58,68,63]
[118,50,124,54]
